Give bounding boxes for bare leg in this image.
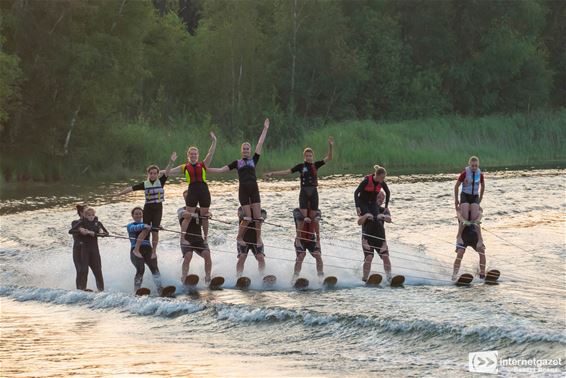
[470,203,480,222]
[251,203,263,246]
[477,245,486,278]
[133,228,150,255]
[181,251,193,283]
[201,207,209,240]
[255,253,265,275]
[296,208,308,247]
[363,254,373,281]
[452,249,465,280]
[237,205,252,244]
[202,250,212,281]
[312,252,324,277]
[457,203,470,244]
[236,254,248,276]
[150,231,159,257]
[294,252,305,277]
[382,254,392,280]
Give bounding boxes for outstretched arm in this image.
[255,118,270,155]
[207,166,230,174]
[323,136,334,163]
[203,132,217,167]
[265,169,292,178]
[116,186,134,196]
[161,165,183,177]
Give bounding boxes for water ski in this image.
[263,275,277,286]
[184,274,199,287]
[160,285,176,298]
[209,276,224,290]
[389,275,405,287]
[236,276,251,289]
[323,276,337,288]
[135,287,151,296]
[484,269,500,285]
[455,273,474,286]
[294,277,309,290]
[84,289,94,293]
[366,274,382,287]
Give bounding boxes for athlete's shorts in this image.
[237,243,264,257]
[362,238,388,259]
[143,203,163,231]
[186,182,211,208]
[238,181,261,206]
[299,187,319,210]
[295,241,321,255]
[460,192,480,205]
[359,202,379,216]
[181,241,209,257]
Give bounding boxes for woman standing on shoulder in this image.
[165,132,217,241]
[208,118,270,247]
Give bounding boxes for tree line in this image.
[0,0,564,180]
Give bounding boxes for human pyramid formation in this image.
[69,119,494,295]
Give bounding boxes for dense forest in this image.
[0,0,564,181]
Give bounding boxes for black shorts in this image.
[238,181,261,206]
[237,243,264,257]
[362,238,388,259]
[299,187,319,210]
[295,241,320,255]
[181,241,209,257]
[143,203,163,230]
[460,192,480,204]
[186,182,211,208]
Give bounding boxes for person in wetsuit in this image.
[358,191,393,282]
[71,203,87,290]
[127,206,162,293]
[236,207,267,277]
[208,118,270,247]
[116,152,176,255]
[68,207,108,291]
[178,190,212,285]
[292,208,323,281]
[164,132,217,241]
[354,165,390,217]
[265,137,333,248]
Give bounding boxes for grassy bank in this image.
[1,110,565,183]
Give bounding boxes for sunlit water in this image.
[1,170,564,377]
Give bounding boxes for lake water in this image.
[1,170,564,376]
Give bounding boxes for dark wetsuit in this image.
[71,219,83,290]
[237,210,266,256]
[228,153,261,206]
[132,175,167,230]
[178,207,209,257]
[291,160,325,210]
[184,162,211,208]
[354,176,390,215]
[69,218,108,291]
[292,208,320,255]
[456,224,480,252]
[361,207,390,259]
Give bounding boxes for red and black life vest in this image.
[184,162,207,184]
[363,174,381,193]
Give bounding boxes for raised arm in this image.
[323,136,334,163]
[164,152,177,177]
[255,118,270,155]
[203,132,217,167]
